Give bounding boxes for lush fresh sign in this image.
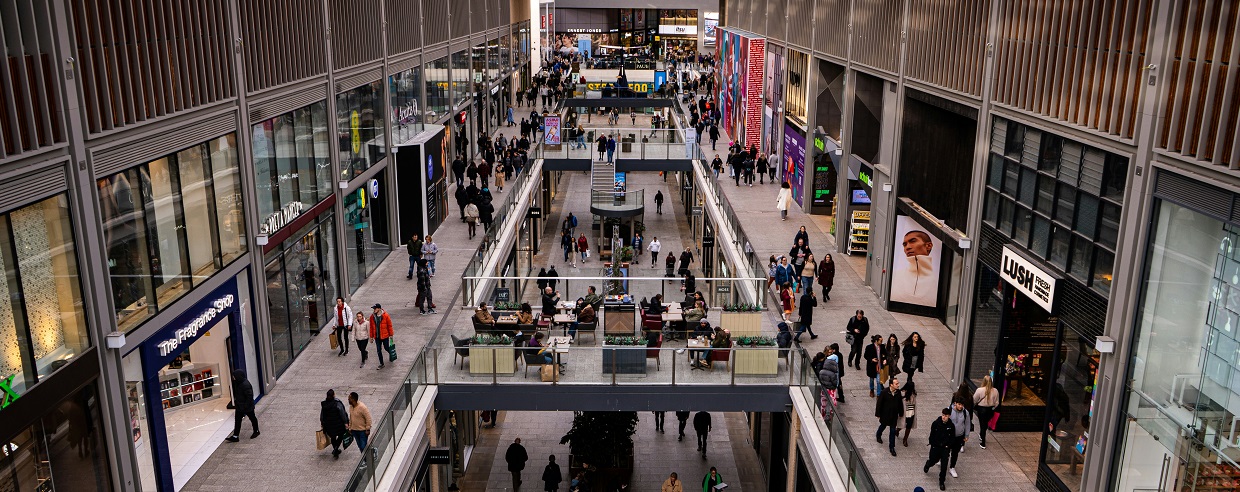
[0,375,18,409]
[1001,246,1057,312]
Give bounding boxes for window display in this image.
[425,56,451,123]
[99,134,247,332]
[345,180,391,293]
[266,214,338,375]
[0,195,90,395]
[338,81,388,180]
[451,49,471,105]
[0,384,114,491]
[252,101,332,222]
[391,64,426,145]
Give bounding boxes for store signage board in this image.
[1001,246,1058,312]
[260,201,305,235]
[141,280,240,370]
[0,374,18,409]
[158,294,235,357]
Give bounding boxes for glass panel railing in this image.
[590,189,644,214]
[534,127,703,161]
[460,276,766,313]
[342,349,430,491]
[791,349,879,492]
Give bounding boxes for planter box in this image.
[601,345,647,375]
[721,311,763,337]
[468,346,516,375]
[733,347,779,375]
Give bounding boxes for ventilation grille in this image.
[992,0,1152,140]
[450,0,470,39]
[68,0,235,135]
[336,69,382,94]
[851,0,903,74]
[247,85,327,123]
[386,0,422,55]
[90,111,235,177]
[0,1,65,160]
[905,0,990,97]
[1153,168,1233,222]
[764,0,784,40]
[239,0,327,93]
[0,163,67,214]
[423,0,450,46]
[813,0,850,57]
[330,0,383,70]
[786,0,812,48]
[1159,0,1240,168]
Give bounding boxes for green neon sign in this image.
[858,170,873,188]
[814,136,825,153]
[0,375,19,409]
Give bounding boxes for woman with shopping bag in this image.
[320,389,350,458]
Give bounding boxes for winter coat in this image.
[818,358,840,390]
[506,443,528,471]
[479,199,495,223]
[864,343,884,378]
[353,318,371,341]
[421,242,438,261]
[798,292,817,325]
[817,261,836,288]
[928,415,957,448]
[776,188,793,211]
[416,268,431,292]
[370,311,394,340]
[885,342,902,375]
[902,343,925,374]
[846,316,870,345]
[231,370,254,412]
[320,398,349,437]
[542,462,563,489]
[794,230,810,248]
[693,412,711,433]
[774,263,796,287]
[874,387,904,427]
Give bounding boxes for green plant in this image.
[619,246,635,262]
[472,334,513,345]
[723,303,760,312]
[737,336,753,346]
[754,336,777,347]
[560,412,639,469]
[603,336,647,346]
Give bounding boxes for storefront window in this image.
[266,215,338,375]
[451,49,471,105]
[337,81,387,180]
[1040,327,1098,491]
[252,101,332,229]
[1114,200,1240,491]
[344,183,391,293]
[785,50,809,124]
[425,56,450,123]
[100,134,246,331]
[391,64,425,145]
[0,196,89,395]
[0,384,114,491]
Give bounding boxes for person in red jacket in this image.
[576,234,589,263]
[369,304,394,370]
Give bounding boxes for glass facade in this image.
[390,64,425,145]
[0,384,114,491]
[99,134,247,332]
[1113,199,1240,491]
[251,101,332,228]
[344,183,391,294]
[0,195,89,395]
[265,214,338,375]
[451,49,471,105]
[337,80,388,180]
[425,56,451,123]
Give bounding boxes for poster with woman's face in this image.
[889,215,941,307]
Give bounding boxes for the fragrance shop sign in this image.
[1001,246,1058,312]
[144,279,240,370]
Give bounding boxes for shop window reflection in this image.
[0,385,114,491]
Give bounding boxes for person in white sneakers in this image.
[947,399,972,479]
[648,237,661,268]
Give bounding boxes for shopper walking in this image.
[693,411,711,458]
[464,201,480,239]
[678,248,694,277]
[924,408,956,490]
[829,343,847,403]
[654,190,665,214]
[946,400,971,479]
[901,332,926,382]
[353,312,371,368]
[577,234,589,263]
[406,234,422,280]
[506,438,529,491]
[789,238,811,281]
[972,376,1000,448]
[652,410,666,433]
[542,455,562,491]
[901,380,918,447]
[224,370,258,442]
[846,310,870,370]
[767,152,779,182]
[776,181,793,220]
[884,334,903,385]
[320,389,350,459]
[370,304,394,370]
[606,135,616,163]
[676,411,690,441]
[421,235,439,276]
[347,392,372,456]
[547,266,560,291]
[874,377,904,456]
[416,260,435,315]
[817,351,840,417]
[332,297,353,357]
[865,335,886,397]
[793,225,810,248]
[795,289,818,342]
[662,472,684,492]
[817,254,836,300]
[755,153,768,184]
[701,467,724,492]
[801,254,817,293]
[648,237,661,268]
[665,252,677,279]
[632,233,644,263]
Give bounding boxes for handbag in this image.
[905,403,916,419]
[845,333,855,346]
[342,433,354,449]
[316,430,329,450]
[988,410,1001,431]
[387,340,398,362]
[329,332,339,350]
[540,363,559,382]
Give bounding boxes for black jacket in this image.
[693,411,711,433]
[231,370,254,412]
[928,416,957,448]
[505,442,528,471]
[320,398,349,437]
[798,293,817,325]
[902,343,925,374]
[416,268,431,292]
[542,462,562,488]
[846,316,870,344]
[676,411,690,422]
[794,230,810,249]
[864,343,885,378]
[874,387,904,426]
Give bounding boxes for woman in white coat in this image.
[775,181,793,221]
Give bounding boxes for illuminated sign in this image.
[566,28,603,33]
[0,375,18,410]
[658,25,698,35]
[1001,246,1058,312]
[814,136,825,153]
[585,82,652,93]
[858,170,872,189]
[350,111,361,154]
[157,294,236,357]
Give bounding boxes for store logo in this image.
[1001,246,1057,312]
[260,201,305,235]
[858,170,872,188]
[158,295,235,357]
[368,179,380,199]
[0,375,19,409]
[427,155,435,181]
[350,111,361,154]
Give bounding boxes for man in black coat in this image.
[924,408,958,490]
[676,410,691,441]
[506,437,529,490]
[846,310,870,370]
[320,389,349,458]
[225,370,258,442]
[796,290,819,342]
[541,455,562,491]
[874,378,903,456]
[693,411,712,458]
[455,186,468,220]
[451,156,466,186]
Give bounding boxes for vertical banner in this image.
[544,115,561,145]
[889,215,942,307]
[782,123,806,206]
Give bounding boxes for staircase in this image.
[591,160,615,191]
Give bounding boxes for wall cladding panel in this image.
[812,0,849,57]
[68,0,235,134]
[992,0,1152,141]
[787,0,813,48]
[423,0,450,45]
[765,0,785,40]
[239,0,327,93]
[0,0,64,160]
[450,0,471,39]
[330,0,383,70]
[387,0,423,55]
[1158,0,1240,169]
[851,0,902,73]
[905,0,990,97]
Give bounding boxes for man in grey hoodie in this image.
[947,400,971,479]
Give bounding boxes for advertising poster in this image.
[742,39,765,151]
[889,215,942,307]
[544,115,561,145]
[782,123,806,206]
[764,49,784,154]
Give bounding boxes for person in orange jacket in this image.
[369,304,394,370]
